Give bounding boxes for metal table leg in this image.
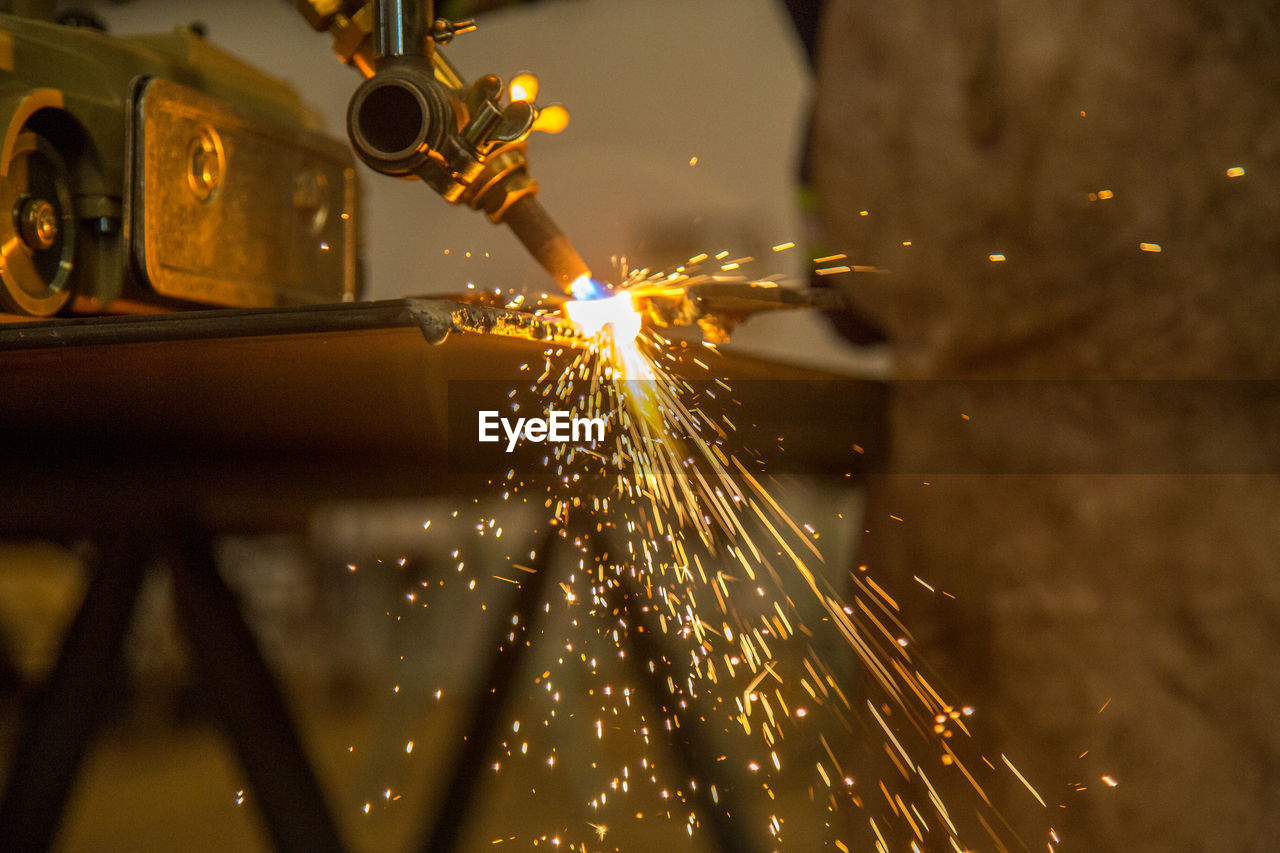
[608,574,761,853]
[167,525,347,853]
[419,526,562,853]
[0,536,148,852]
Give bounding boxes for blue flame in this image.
[569,275,613,301]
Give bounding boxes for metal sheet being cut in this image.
[0,300,884,536]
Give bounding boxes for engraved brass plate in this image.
[131,78,356,307]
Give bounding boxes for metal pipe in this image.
[372,0,432,60]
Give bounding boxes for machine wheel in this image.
[0,130,76,316]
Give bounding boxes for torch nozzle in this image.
[499,194,591,292]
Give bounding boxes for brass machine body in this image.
[299,0,592,290]
[0,10,359,317]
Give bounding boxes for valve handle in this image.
[430,17,475,45]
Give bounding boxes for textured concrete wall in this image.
[812,2,1280,848]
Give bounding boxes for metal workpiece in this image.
[406,296,585,346]
[635,278,847,342]
[0,296,585,352]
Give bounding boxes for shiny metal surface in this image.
[131,78,357,308]
[0,130,74,315]
[300,0,591,290]
[372,0,429,60]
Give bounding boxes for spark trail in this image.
[442,255,1061,850]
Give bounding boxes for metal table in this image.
[0,300,885,852]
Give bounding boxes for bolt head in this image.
[19,198,58,251]
[187,127,225,201]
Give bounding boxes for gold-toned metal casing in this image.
[130,78,357,307]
